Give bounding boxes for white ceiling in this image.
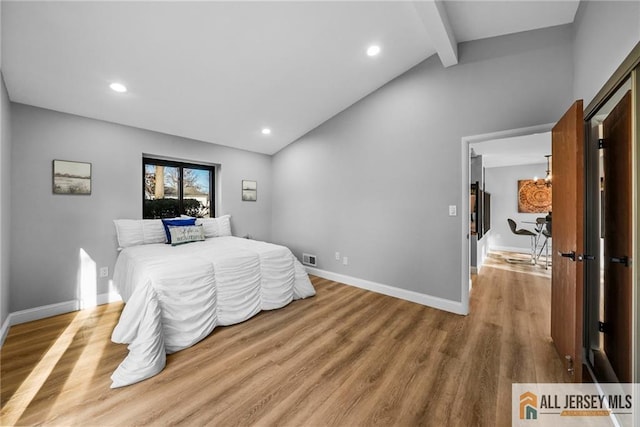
[471,131,551,168]
[2,1,580,155]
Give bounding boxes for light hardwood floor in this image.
[1,267,567,426]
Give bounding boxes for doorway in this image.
[460,123,554,310]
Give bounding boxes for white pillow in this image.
[195,215,231,238]
[217,215,231,237]
[114,219,167,248]
[142,220,167,244]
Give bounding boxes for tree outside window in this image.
[143,158,214,218]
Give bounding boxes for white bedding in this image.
[110,236,315,388]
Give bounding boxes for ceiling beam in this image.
[413,0,458,68]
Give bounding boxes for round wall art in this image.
[518,179,552,213]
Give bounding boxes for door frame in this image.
[633,67,639,384]
[584,42,640,383]
[459,122,554,313]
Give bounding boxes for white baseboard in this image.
[490,245,552,257]
[0,316,11,348]
[470,265,482,275]
[305,267,468,316]
[10,300,80,327]
[489,245,531,254]
[0,292,122,347]
[97,291,123,306]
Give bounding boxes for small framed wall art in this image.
[242,180,257,201]
[53,159,92,195]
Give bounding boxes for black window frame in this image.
[143,157,215,219]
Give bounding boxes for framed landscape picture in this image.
[53,160,92,195]
[242,180,257,201]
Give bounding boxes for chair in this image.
[536,217,552,269]
[507,218,537,263]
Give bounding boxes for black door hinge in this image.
[610,256,631,267]
[598,138,605,149]
[598,321,607,333]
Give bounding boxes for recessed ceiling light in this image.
[261,128,271,135]
[367,45,381,57]
[109,82,127,93]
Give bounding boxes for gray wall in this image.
[1,74,11,327]
[573,1,640,105]
[484,163,547,252]
[271,26,574,302]
[10,104,272,312]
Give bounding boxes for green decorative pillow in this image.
[168,224,205,246]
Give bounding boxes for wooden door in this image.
[551,100,584,382]
[603,90,633,383]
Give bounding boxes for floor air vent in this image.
[302,253,317,267]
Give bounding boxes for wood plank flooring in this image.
[1,267,567,426]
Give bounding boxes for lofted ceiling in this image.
[2,1,580,155]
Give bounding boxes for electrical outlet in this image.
[343,256,349,265]
[99,267,109,278]
[448,205,457,216]
[335,252,340,261]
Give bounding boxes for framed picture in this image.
[53,160,92,195]
[242,180,257,201]
[518,179,551,213]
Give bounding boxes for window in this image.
[143,158,214,219]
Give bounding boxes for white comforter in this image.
[110,236,315,388]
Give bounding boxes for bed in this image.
[110,216,315,388]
